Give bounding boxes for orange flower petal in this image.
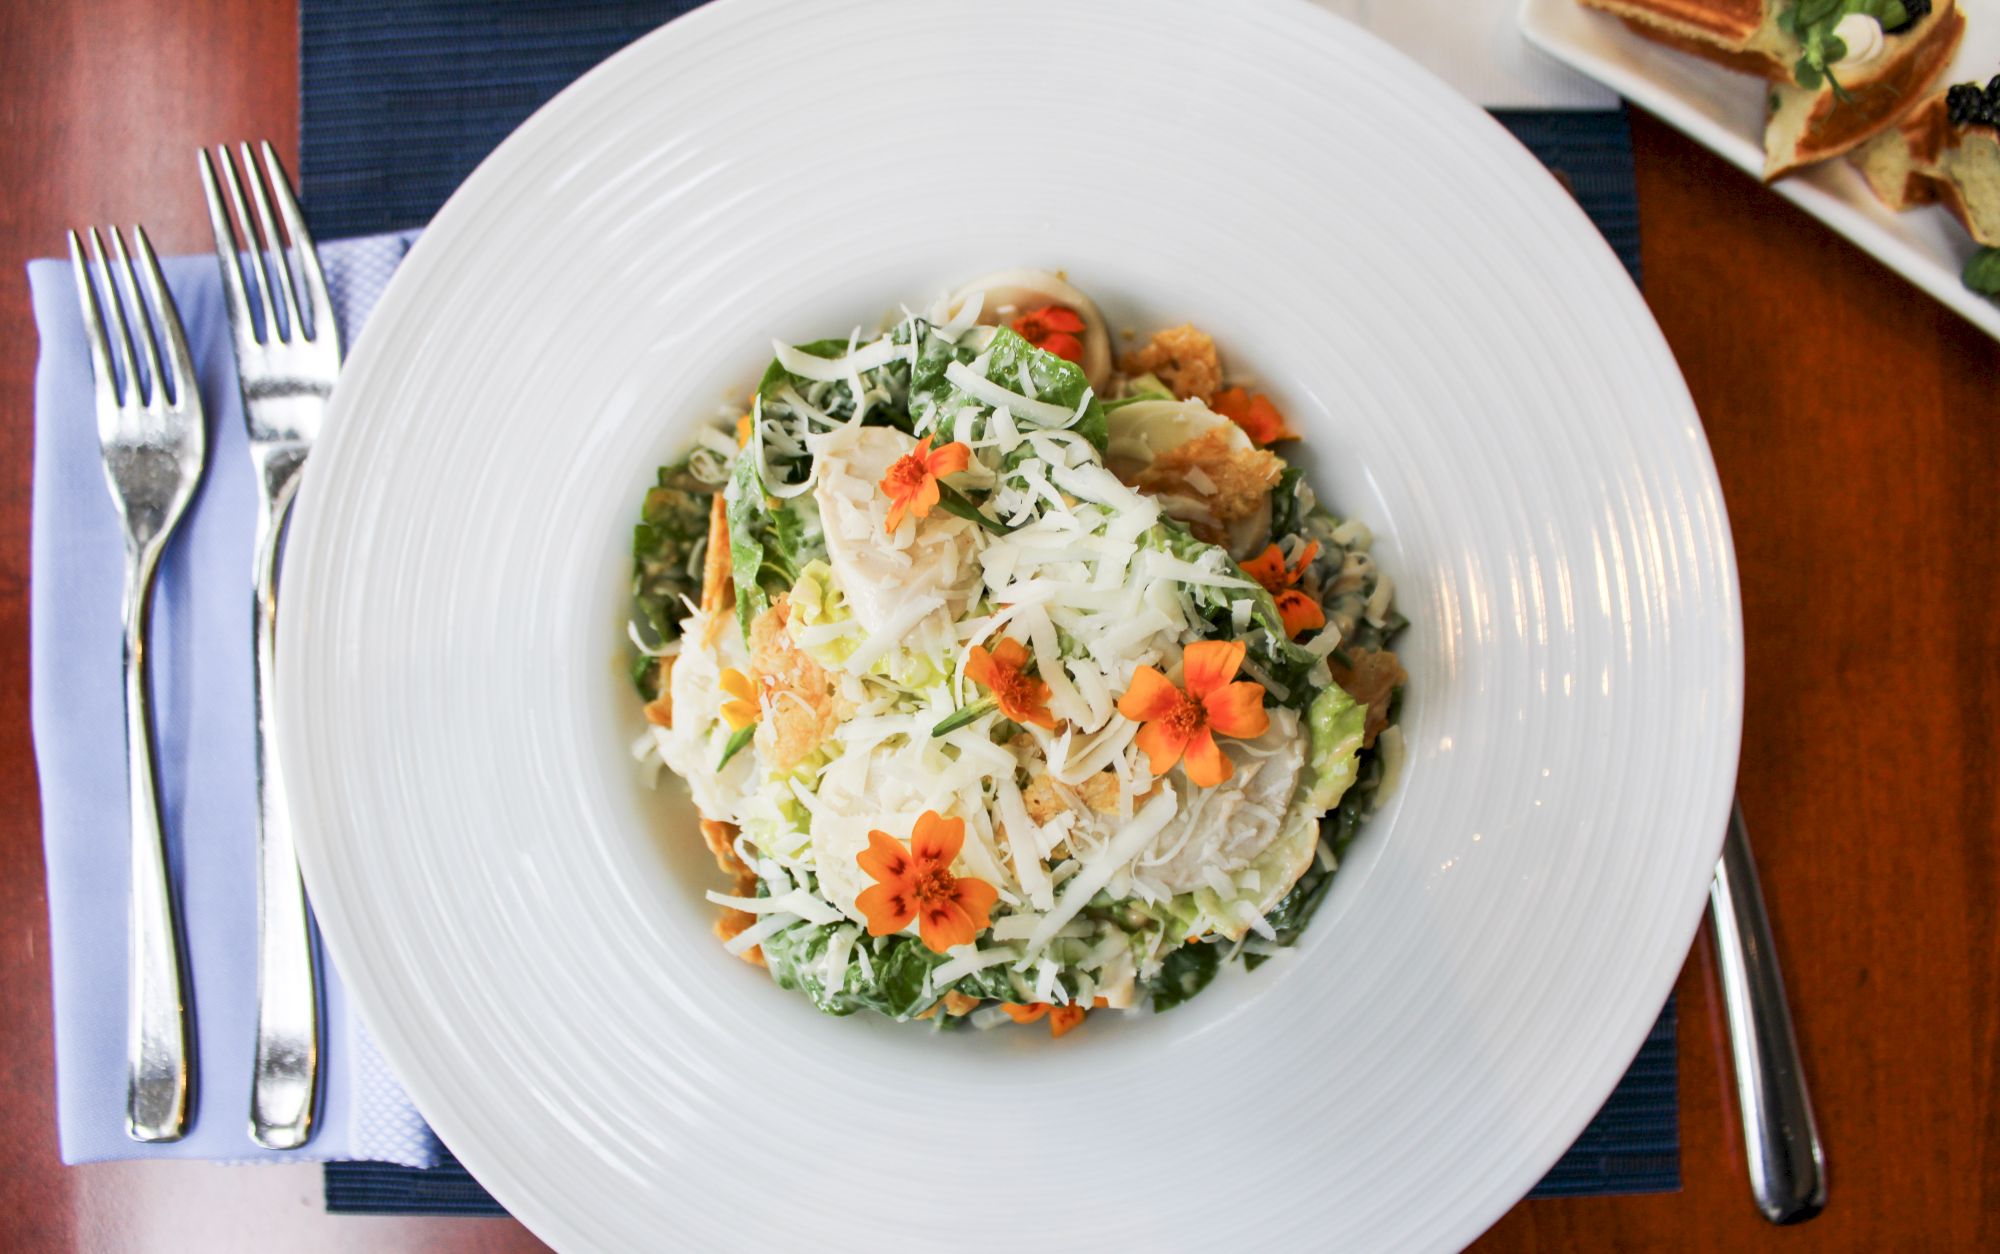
[1048,1005,1087,1038]
[1040,332,1083,363]
[883,496,909,535]
[908,474,942,522]
[1246,394,1299,444]
[964,644,998,691]
[991,636,1032,673]
[1212,387,1251,422]
[951,875,998,933]
[856,883,913,936]
[918,897,977,952]
[856,829,911,884]
[1006,690,1059,730]
[721,698,759,732]
[1203,681,1271,740]
[1134,718,1191,777]
[1181,639,1246,700]
[1002,1002,1049,1024]
[719,668,754,701]
[1275,589,1325,639]
[1240,544,1289,594]
[1291,541,1321,580]
[910,810,965,869]
[1116,665,1183,723]
[1038,305,1085,333]
[1180,728,1233,788]
[927,440,971,479]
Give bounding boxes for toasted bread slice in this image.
[1851,99,1943,210]
[1763,1,1964,180]
[1852,88,2000,245]
[1582,0,1797,79]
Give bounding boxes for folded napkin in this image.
[29,229,439,1166]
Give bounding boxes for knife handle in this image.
[1708,800,1827,1224]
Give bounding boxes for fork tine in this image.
[199,147,258,350]
[258,142,336,352]
[88,229,139,406]
[109,228,166,408]
[130,226,196,413]
[67,230,120,415]
[212,145,279,344]
[239,142,303,344]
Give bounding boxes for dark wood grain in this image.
[0,5,1993,1250]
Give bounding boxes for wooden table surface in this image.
[2,3,1995,1251]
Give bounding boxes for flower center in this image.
[885,452,929,497]
[912,865,957,909]
[994,668,1032,707]
[1163,690,1206,740]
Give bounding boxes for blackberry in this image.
[1947,81,1999,129]
[1884,0,1930,33]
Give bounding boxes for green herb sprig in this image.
[1781,0,1910,97]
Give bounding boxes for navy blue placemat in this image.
[304,0,1673,1217]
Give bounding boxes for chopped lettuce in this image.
[913,326,1108,454]
[631,461,715,648]
[724,454,824,640]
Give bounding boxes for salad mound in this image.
[628,270,1407,1035]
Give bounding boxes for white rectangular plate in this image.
[1520,0,2000,341]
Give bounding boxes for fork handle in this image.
[121,545,192,1142]
[1709,800,1827,1224]
[248,483,320,1149]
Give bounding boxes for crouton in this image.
[1022,771,1123,823]
[1132,427,1282,549]
[748,598,842,771]
[1329,647,1406,749]
[701,816,749,876]
[713,866,765,965]
[915,991,982,1020]
[699,492,733,647]
[1118,324,1222,403]
[642,654,675,728]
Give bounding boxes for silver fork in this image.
[199,141,340,1150]
[68,225,205,1143]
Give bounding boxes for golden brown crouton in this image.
[1330,647,1407,749]
[700,817,749,876]
[915,990,982,1020]
[713,867,765,966]
[1022,771,1124,823]
[699,492,733,647]
[1118,324,1222,403]
[1130,427,1282,549]
[748,598,842,771]
[642,654,676,728]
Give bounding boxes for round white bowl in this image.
[280,1,1740,1249]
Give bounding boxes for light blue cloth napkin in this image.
[29,230,441,1167]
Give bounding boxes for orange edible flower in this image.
[1011,303,1086,364]
[1000,1001,1093,1038]
[1115,640,1270,788]
[965,635,1057,729]
[878,436,972,534]
[718,667,759,731]
[1241,541,1326,639]
[1212,387,1299,447]
[855,811,998,953]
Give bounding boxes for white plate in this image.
[1521,0,2000,342]
[280,1,1741,1250]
